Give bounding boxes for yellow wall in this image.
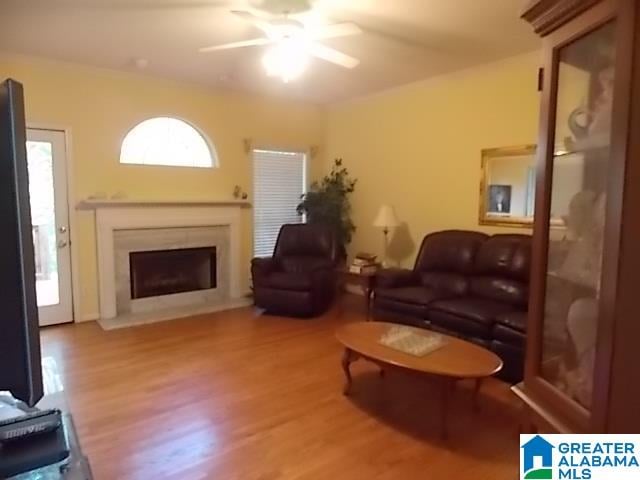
[324,52,541,267]
[1,51,543,319]
[0,54,325,320]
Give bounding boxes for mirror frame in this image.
[479,144,537,228]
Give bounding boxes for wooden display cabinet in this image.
[514,0,640,433]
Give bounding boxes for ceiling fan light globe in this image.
[262,40,309,82]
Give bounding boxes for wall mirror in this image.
[479,145,537,228]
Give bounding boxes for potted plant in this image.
[297,158,357,259]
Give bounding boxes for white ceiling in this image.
[0,0,540,104]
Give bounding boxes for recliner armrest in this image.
[375,268,418,289]
[310,264,336,285]
[251,257,278,279]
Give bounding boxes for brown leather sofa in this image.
[372,230,530,382]
[251,224,340,317]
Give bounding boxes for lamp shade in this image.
[373,205,400,228]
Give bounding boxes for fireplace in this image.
[129,247,217,299]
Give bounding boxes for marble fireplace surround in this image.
[114,226,229,317]
[95,203,244,321]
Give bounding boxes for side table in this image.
[338,267,377,318]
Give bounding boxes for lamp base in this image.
[381,230,390,268]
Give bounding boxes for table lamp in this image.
[373,205,400,267]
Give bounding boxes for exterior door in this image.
[26,128,73,326]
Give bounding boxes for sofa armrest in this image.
[251,257,278,280]
[375,268,418,289]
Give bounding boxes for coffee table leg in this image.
[342,348,354,395]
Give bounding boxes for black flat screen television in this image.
[0,78,44,407]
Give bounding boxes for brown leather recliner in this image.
[251,224,340,317]
[373,230,531,383]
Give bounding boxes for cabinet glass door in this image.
[541,21,616,410]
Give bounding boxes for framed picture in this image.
[488,185,512,214]
[479,145,536,227]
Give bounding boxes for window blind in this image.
[253,149,306,257]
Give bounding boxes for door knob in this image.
[58,226,68,234]
[57,240,68,249]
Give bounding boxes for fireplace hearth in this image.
[129,247,217,299]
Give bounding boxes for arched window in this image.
[120,117,217,168]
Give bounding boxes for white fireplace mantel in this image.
[95,204,243,320]
[78,199,251,210]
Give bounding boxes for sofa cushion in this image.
[474,234,531,281]
[373,296,430,319]
[376,268,418,289]
[469,277,528,307]
[491,340,524,383]
[375,286,446,306]
[495,311,528,333]
[371,304,431,329]
[429,297,514,325]
[262,272,311,291]
[493,324,526,348]
[414,230,488,275]
[428,310,494,340]
[419,272,469,295]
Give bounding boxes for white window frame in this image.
[252,147,308,258]
[119,116,218,169]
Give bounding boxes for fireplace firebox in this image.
[129,247,217,299]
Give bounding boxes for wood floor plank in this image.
[40,296,520,479]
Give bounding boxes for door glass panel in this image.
[541,22,616,410]
[26,140,60,307]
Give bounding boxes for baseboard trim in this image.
[97,297,253,331]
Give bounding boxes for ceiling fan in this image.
[199,9,362,81]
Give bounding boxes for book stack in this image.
[349,252,378,275]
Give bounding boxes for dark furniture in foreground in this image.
[252,224,339,317]
[516,0,640,435]
[372,230,531,383]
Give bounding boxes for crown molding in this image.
[521,0,602,36]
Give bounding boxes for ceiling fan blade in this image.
[308,43,360,69]
[199,38,274,52]
[231,10,276,36]
[310,22,362,40]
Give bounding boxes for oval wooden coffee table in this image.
[336,321,503,439]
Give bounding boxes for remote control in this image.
[0,409,62,443]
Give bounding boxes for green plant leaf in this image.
[297,158,358,249]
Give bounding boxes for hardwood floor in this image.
[40,296,521,479]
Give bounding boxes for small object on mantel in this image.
[87,192,108,200]
[111,191,127,200]
[233,185,249,201]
